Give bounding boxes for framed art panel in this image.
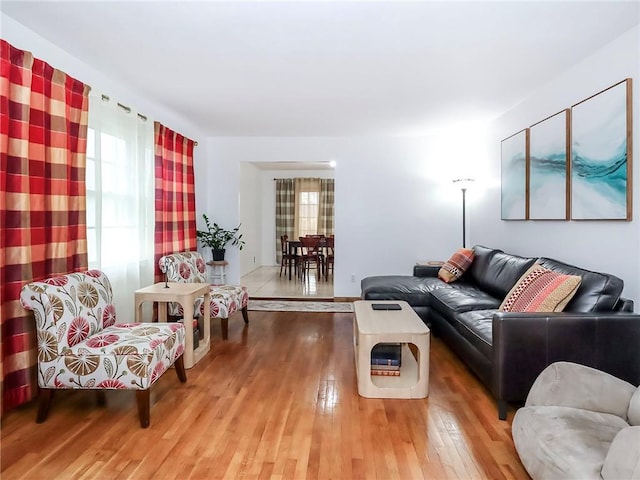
[571,78,632,220]
[501,129,529,220]
[528,109,570,220]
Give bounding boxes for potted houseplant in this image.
[196,213,245,261]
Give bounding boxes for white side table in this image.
[134,282,210,369]
[207,260,228,284]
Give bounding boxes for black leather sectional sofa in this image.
[361,245,640,419]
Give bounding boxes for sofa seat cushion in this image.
[512,405,628,480]
[361,275,447,306]
[429,284,501,318]
[455,310,495,360]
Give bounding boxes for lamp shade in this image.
[452,178,475,190]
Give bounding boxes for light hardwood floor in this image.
[242,266,333,300]
[1,311,529,480]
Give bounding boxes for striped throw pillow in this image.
[499,263,582,312]
[438,248,475,283]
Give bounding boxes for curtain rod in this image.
[100,94,198,146]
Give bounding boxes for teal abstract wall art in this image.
[571,79,632,220]
[529,109,570,220]
[501,129,528,220]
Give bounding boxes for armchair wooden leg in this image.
[136,390,151,428]
[221,318,229,340]
[174,355,187,383]
[36,388,54,423]
[242,306,249,325]
[498,400,508,421]
[96,390,107,407]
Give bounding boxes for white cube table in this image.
[353,300,430,399]
[134,282,210,369]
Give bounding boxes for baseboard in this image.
[334,296,360,302]
[251,296,360,303]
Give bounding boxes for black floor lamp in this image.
[452,178,475,248]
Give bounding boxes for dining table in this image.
[286,237,331,280]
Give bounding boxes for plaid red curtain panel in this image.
[153,122,197,283]
[0,40,90,413]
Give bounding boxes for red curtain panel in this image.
[0,40,90,413]
[153,122,197,283]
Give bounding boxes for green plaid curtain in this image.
[275,179,295,263]
[317,179,335,235]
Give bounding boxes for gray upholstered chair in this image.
[512,362,640,480]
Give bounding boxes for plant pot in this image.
[212,248,226,261]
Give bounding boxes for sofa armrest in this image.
[525,362,635,417]
[413,264,440,277]
[492,312,640,410]
[615,296,635,312]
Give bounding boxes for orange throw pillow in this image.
[499,263,582,312]
[438,248,475,283]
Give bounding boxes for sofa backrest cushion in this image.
[537,257,624,312]
[629,386,640,426]
[468,246,536,299]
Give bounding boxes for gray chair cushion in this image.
[628,386,640,426]
[601,426,640,480]
[513,406,628,480]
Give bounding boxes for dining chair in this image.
[279,235,300,278]
[325,235,334,280]
[299,236,324,280]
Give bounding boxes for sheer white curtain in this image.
[86,93,155,319]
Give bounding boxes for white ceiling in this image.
[2,1,638,137]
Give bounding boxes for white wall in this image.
[476,25,640,304]
[238,162,262,275]
[201,134,489,294]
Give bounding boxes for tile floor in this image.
[241,265,333,299]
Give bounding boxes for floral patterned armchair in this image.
[20,270,186,428]
[158,251,249,340]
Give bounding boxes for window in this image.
[298,190,319,237]
[86,95,154,314]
